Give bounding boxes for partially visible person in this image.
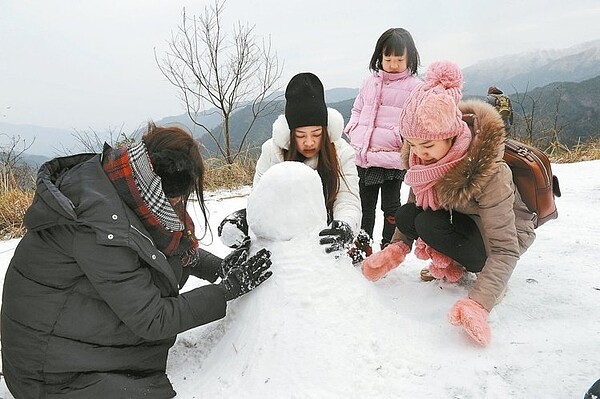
[220,72,361,256]
[360,61,536,347]
[585,378,600,399]
[1,123,272,398]
[486,85,513,131]
[344,27,421,254]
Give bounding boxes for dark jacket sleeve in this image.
[189,249,223,283]
[72,229,227,341]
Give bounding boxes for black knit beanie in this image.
[284,72,328,130]
[149,149,197,198]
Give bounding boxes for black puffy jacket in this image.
[1,153,227,398]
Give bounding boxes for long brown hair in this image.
[142,122,209,238]
[284,126,341,217]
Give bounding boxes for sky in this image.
[2,1,600,133]
[0,160,599,398]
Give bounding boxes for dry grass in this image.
[0,138,599,240]
[548,138,600,163]
[203,155,257,191]
[0,188,34,239]
[0,163,35,238]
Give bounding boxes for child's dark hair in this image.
[369,28,420,74]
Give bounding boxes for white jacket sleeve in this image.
[253,139,278,186]
[332,139,361,234]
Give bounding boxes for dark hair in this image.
[284,127,341,217]
[369,28,420,74]
[488,86,503,95]
[142,122,209,238]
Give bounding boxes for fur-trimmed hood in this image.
[403,99,507,210]
[271,107,345,150]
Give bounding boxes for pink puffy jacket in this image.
[345,70,421,169]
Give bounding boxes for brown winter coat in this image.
[394,100,536,311]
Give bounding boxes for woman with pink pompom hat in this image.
[360,60,537,347]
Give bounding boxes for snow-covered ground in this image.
[1,160,599,399]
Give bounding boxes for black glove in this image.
[318,220,354,253]
[347,229,373,265]
[218,248,272,301]
[218,209,250,249]
[218,246,248,280]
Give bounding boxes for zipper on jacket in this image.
[130,225,167,260]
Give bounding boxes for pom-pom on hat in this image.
[284,72,328,130]
[399,61,466,141]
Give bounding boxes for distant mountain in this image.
[204,74,600,157]
[0,122,75,158]
[20,153,50,168]
[200,97,356,157]
[325,88,359,103]
[462,40,600,96]
[154,110,223,138]
[507,75,600,146]
[9,40,600,161]
[198,89,358,156]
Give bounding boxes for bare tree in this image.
[0,134,36,191]
[156,0,283,164]
[0,134,34,170]
[57,125,136,155]
[512,84,545,143]
[543,85,570,156]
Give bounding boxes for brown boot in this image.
[420,267,436,282]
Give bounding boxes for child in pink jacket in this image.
[345,28,421,255]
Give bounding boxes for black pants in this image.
[359,179,401,246]
[395,203,487,273]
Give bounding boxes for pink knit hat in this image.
[399,61,466,140]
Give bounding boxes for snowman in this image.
[174,162,416,398]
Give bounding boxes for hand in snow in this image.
[218,248,273,301]
[361,241,410,281]
[319,220,354,253]
[219,246,248,280]
[218,208,250,249]
[448,298,491,346]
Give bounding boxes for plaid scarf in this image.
[102,142,199,267]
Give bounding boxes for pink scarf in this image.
[404,122,471,210]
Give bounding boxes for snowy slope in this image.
[1,160,599,399]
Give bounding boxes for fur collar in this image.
[272,107,345,150]
[403,100,507,209]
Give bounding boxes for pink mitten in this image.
[443,262,465,283]
[427,247,465,283]
[413,238,430,260]
[361,241,410,281]
[448,298,491,346]
[429,247,453,269]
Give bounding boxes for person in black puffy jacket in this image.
[1,122,272,398]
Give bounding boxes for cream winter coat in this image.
[254,108,361,234]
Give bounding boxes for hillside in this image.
[199,98,355,157]
[201,75,600,156]
[462,39,600,96]
[463,75,600,146]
